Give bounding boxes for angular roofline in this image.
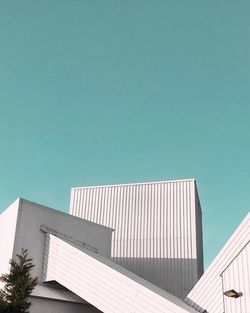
[44,234,199,313]
[18,198,114,232]
[185,211,250,312]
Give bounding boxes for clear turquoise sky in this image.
[0,0,249,268]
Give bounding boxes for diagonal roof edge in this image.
[185,212,250,312]
[44,234,199,313]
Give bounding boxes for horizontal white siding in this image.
[185,212,250,313]
[69,179,203,298]
[222,242,250,313]
[43,234,199,313]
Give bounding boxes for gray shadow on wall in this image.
[112,257,201,300]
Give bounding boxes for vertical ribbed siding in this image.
[70,180,200,259]
[69,179,203,299]
[185,213,250,313]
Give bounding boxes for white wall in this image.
[221,242,250,313]
[185,212,250,313]
[44,234,199,313]
[69,179,204,298]
[0,199,20,276]
[12,198,113,281]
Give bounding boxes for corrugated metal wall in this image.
[185,212,250,313]
[69,179,203,299]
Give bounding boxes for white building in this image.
[0,179,249,313]
[0,198,111,312]
[70,179,204,299]
[185,211,250,313]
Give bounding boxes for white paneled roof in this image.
[185,212,250,313]
[43,234,199,313]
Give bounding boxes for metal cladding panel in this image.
[43,234,199,313]
[69,179,203,298]
[222,243,250,313]
[185,212,250,313]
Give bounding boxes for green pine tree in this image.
[0,249,38,313]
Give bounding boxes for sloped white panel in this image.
[43,234,199,313]
[222,243,250,313]
[69,179,203,298]
[185,212,250,313]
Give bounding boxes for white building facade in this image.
[0,179,249,313]
[0,198,111,312]
[0,197,199,313]
[70,179,204,299]
[185,212,250,313]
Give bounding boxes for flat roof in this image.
[72,178,196,190]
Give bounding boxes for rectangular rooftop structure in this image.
[70,179,204,299]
